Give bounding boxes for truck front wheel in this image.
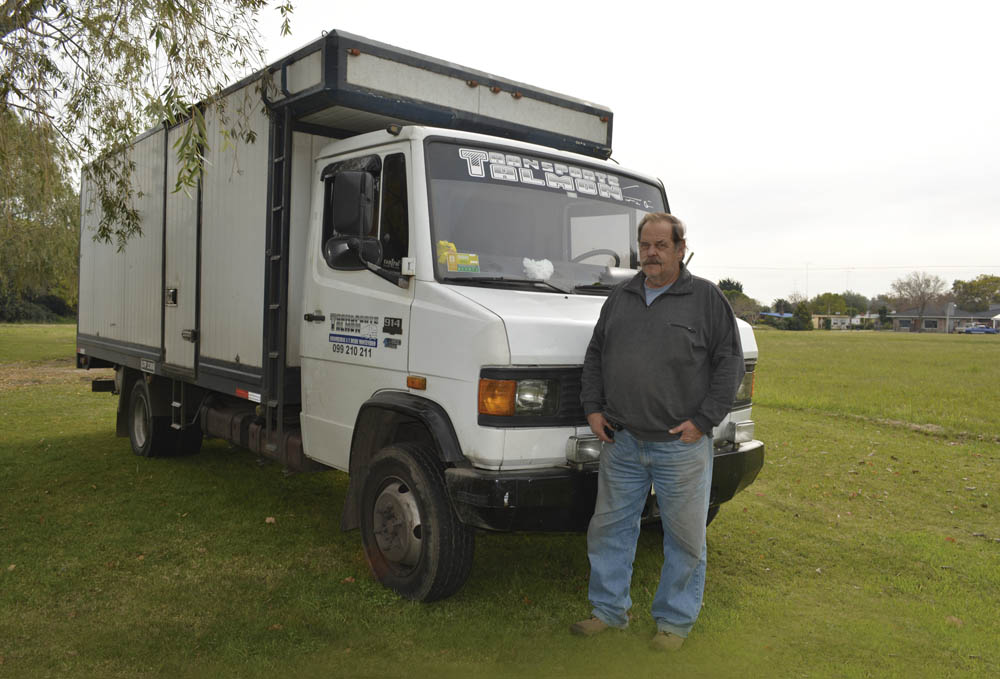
[359,443,474,602]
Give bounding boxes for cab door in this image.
[299,150,413,470]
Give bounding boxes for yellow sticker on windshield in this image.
[437,240,457,263]
[445,252,480,273]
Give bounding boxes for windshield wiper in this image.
[571,283,614,295]
[441,276,571,294]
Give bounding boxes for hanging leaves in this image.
[0,1,294,246]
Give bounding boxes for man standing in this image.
[571,212,744,651]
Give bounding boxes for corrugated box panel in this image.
[163,123,199,369]
[78,130,164,349]
[199,86,271,368]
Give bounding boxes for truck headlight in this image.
[515,379,550,412]
[477,368,582,427]
[479,378,558,416]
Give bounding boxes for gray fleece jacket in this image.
[580,265,745,441]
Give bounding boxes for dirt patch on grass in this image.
[845,412,1000,443]
[868,416,945,435]
[0,358,113,392]
[760,403,999,444]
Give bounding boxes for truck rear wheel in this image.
[127,378,202,457]
[359,443,474,602]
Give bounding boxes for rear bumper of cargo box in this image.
[445,440,764,532]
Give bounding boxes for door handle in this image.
[304,312,326,322]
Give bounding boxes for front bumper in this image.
[445,439,765,532]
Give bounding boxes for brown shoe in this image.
[570,617,611,637]
[649,630,685,651]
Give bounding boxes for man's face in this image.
[638,219,685,287]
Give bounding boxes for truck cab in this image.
[295,125,763,600]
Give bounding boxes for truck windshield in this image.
[425,140,667,293]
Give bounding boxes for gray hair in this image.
[637,212,686,244]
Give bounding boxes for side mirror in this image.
[347,237,383,264]
[323,171,378,270]
[323,237,360,269]
[323,234,383,270]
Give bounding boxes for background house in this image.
[850,312,882,328]
[891,303,1000,332]
[810,313,882,330]
[811,313,851,330]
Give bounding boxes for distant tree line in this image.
[717,271,1000,332]
[1,0,296,322]
[0,112,79,321]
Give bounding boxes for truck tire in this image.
[126,378,202,457]
[359,443,474,602]
[128,379,172,457]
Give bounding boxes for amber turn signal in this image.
[478,379,516,416]
[407,375,427,390]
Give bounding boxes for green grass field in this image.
[0,323,78,363]
[1,325,997,678]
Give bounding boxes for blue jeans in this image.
[587,428,713,638]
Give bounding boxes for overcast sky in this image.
[260,0,1000,306]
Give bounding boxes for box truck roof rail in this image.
[261,30,613,159]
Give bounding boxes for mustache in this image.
[641,257,662,266]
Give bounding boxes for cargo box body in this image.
[77,88,323,390]
[77,30,613,402]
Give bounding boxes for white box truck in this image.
[77,30,763,602]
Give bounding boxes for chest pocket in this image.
[667,321,708,361]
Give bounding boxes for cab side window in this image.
[320,153,408,272]
[321,155,381,271]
